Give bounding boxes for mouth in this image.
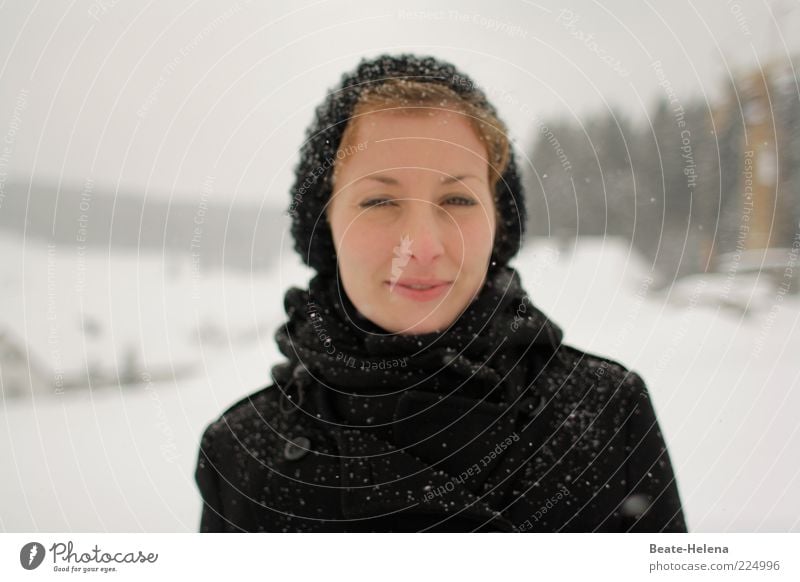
[384,278,453,302]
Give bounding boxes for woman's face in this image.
[326,108,497,335]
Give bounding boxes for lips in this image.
[388,278,452,289]
[384,277,452,301]
[385,278,453,302]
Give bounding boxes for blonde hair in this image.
[334,79,511,225]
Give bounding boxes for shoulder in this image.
[198,384,281,454]
[527,343,659,450]
[544,342,648,406]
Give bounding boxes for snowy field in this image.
[1,234,798,532]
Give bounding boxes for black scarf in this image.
[270,264,564,429]
[268,264,566,529]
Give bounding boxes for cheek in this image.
[454,213,495,253]
[333,216,391,266]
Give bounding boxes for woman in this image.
[194,53,687,532]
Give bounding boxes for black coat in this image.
[194,343,688,533]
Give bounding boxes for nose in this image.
[401,200,446,265]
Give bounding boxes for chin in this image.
[392,318,448,335]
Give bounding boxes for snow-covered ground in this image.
[1,234,798,532]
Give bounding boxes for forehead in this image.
[341,109,489,176]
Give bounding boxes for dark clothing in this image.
[194,266,687,533]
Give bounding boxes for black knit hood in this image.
[287,53,526,276]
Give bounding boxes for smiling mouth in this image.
[384,280,453,302]
[394,283,442,290]
[386,278,453,289]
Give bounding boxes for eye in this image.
[359,197,397,208]
[359,196,478,209]
[444,195,477,206]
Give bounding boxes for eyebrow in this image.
[356,174,483,186]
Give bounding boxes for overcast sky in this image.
[1,0,799,209]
